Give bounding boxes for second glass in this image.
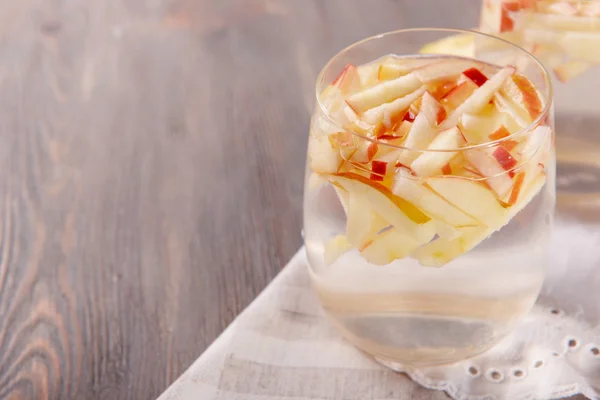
[304,29,555,367]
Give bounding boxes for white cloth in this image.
[158,215,600,400]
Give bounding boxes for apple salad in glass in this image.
[303,29,555,367]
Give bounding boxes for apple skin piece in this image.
[346,73,422,114]
[414,170,547,267]
[410,126,466,177]
[492,146,518,171]
[332,64,362,95]
[360,228,423,266]
[323,235,352,266]
[425,176,507,228]
[489,125,510,140]
[554,61,592,83]
[328,173,436,243]
[464,149,514,198]
[370,160,387,182]
[393,168,480,227]
[440,66,515,130]
[462,68,488,87]
[361,87,426,126]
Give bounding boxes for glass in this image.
[303,29,555,368]
[479,0,600,210]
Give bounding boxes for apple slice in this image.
[346,73,422,114]
[419,33,474,58]
[410,126,466,177]
[493,91,529,128]
[309,135,342,173]
[561,32,600,63]
[323,235,352,266]
[345,190,390,248]
[361,87,426,126]
[500,75,543,122]
[419,91,447,125]
[464,149,514,198]
[357,62,381,87]
[440,66,515,130]
[329,173,435,242]
[414,59,481,83]
[554,61,592,83]
[332,64,362,95]
[360,228,423,266]
[378,61,413,81]
[393,168,479,227]
[441,79,478,110]
[412,226,490,267]
[426,176,507,228]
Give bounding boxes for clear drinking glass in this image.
[303,29,555,368]
[479,0,600,211]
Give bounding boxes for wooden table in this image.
[0,1,585,399]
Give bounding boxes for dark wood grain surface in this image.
[0,1,585,399]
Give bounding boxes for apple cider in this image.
[303,30,555,367]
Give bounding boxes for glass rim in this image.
[314,28,554,153]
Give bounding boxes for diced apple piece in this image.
[361,87,426,126]
[441,79,478,110]
[394,120,413,137]
[323,235,352,266]
[506,171,525,206]
[464,149,514,197]
[330,173,435,242]
[360,228,423,266]
[332,64,362,95]
[492,146,518,170]
[554,61,592,83]
[412,226,490,267]
[346,73,422,114]
[561,32,600,63]
[410,127,466,177]
[414,59,481,83]
[500,75,543,121]
[309,135,342,173]
[426,176,507,228]
[393,168,479,227]
[349,139,378,163]
[440,66,515,130]
[462,68,488,87]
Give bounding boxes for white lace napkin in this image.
[158,214,600,400]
